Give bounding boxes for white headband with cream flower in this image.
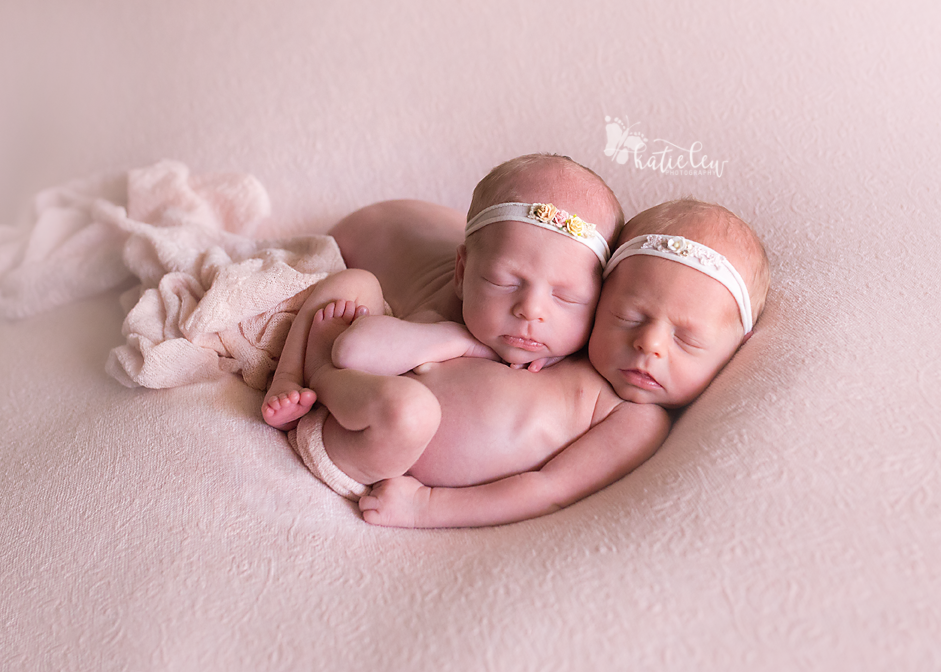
[604,234,754,333]
[464,202,610,265]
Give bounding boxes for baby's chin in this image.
[490,341,550,366]
[608,379,669,406]
[498,350,543,367]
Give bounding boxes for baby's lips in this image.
[621,368,662,390]
[500,334,545,352]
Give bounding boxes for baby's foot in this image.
[262,383,316,431]
[305,300,366,384]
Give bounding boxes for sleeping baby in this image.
[263,154,769,527]
[262,152,621,439]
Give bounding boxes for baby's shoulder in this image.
[553,355,612,390]
[585,374,670,434]
[597,398,671,442]
[553,356,623,413]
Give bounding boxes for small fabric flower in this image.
[527,202,598,241]
[565,215,586,238]
[666,237,691,256]
[530,203,558,222]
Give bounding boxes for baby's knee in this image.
[313,267,377,295]
[301,268,384,315]
[372,377,441,450]
[337,268,383,299]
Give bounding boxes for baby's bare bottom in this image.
[270,268,442,486]
[329,200,465,317]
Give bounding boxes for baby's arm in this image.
[359,402,671,528]
[333,315,497,376]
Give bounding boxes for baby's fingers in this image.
[358,493,393,526]
[528,356,564,372]
[358,493,379,512]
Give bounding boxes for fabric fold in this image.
[1,160,346,389]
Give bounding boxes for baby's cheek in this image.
[567,310,596,344]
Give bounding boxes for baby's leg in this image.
[303,302,442,486]
[262,269,387,430]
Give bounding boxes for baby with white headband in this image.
[262,154,625,511]
[589,198,770,409]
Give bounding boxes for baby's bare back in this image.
[404,356,618,487]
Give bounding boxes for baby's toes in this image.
[339,300,359,321]
[272,394,293,409]
[322,301,340,319]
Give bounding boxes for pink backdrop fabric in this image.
[2,1,939,670]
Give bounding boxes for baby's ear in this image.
[454,244,468,299]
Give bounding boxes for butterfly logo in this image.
[604,116,648,164]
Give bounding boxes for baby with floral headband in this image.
[345,197,769,527]
[262,154,624,500]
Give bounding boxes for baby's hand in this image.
[440,322,499,361]
[509,356,566,372]
[462,339,500,362]
[359,476,431,528]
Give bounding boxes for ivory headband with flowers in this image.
[604,234,754,333]
[464,202,610,265]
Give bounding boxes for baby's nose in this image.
[634,323,666,357]
[513,288,547,322]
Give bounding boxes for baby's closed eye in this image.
[482,274,517,289]
[553,291,590,305]
[613,311,645,326]
[673,328,710,350]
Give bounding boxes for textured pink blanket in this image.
[1,2,939,671]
